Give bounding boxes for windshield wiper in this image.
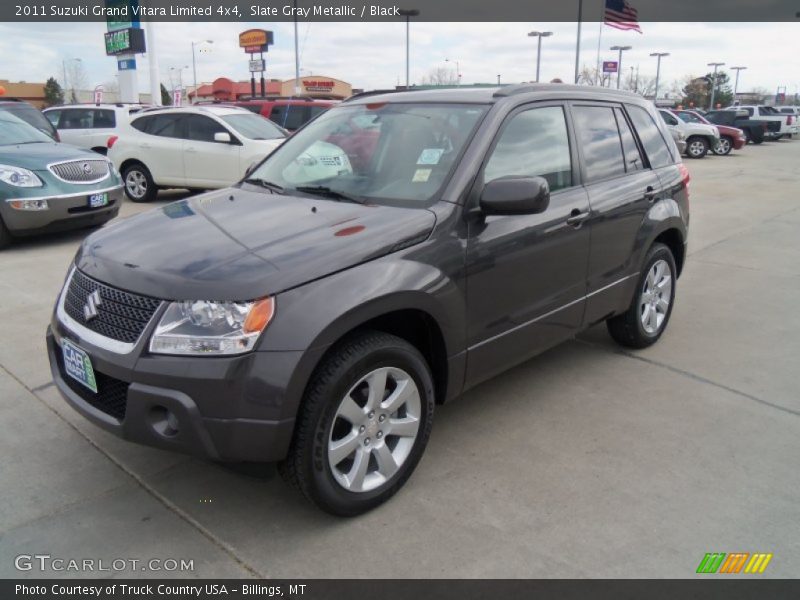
[243,177,284,193]
[293,185,365,205]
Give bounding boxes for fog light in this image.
[8,199,49,211]
[150,405,180,438]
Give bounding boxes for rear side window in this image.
[269,105,311,130]
[626,105,675,168]
[614,108,644,172]
[484,105,573,191]
[659,110,680,126]
[44,110,61,127]
[58,109,93,129]
[133,114,183,138]
[92,110,116,128]
[184,115,228,142]
[571,105,626,182]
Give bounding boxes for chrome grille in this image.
[63,269,161,344]
[49,160,110,184]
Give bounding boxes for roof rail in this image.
[342,88,418,103]
[493,83,638,98]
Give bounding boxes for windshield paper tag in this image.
[417,149,444,165]
[412,169,432,182]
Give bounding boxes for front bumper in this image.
[1,184,123,235]
[47,293,301,462]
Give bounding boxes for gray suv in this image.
[47,85,689,515]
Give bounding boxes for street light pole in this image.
[707,62,725,109]
[293,0,300,94]
[398,9,419,89]
[445,58,461,85]
[528,31,553,83]
[610,45,631,89]
[649,52,669,100]
[191,40,213,104]
[730,66,747,102]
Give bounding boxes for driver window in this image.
[484,106,573,192]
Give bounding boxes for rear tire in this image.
[685,136,709,159]
[279,331,435,516]
[122,163,157,203]
[607,243,677,349]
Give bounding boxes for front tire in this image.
[607,243,677,349]
[122,163,157,203]
[279,331,435,516]
[685,136,709,159]
[713,135,733,155]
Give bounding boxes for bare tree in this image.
[420,67,459,86]
[65,59,89,103]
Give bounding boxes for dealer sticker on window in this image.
[412,169,432,183]
[62,338,98,394]
[417,148,444,165]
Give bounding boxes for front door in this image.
[464,104,591,388]
[182,114,241,188]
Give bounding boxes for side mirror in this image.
[214,131,232,144]
[480,176,550,216]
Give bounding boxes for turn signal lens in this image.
[243,297,275,334]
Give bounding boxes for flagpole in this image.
[574,0,583,83]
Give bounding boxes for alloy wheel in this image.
[640,259,672,335]
[125,170,147,199]
[715,138,731,155]
[688,140,706,157]
[328,367,421,493]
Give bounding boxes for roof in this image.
[135,105,250,117]
[344,84,650,106]
[43,103,150,111]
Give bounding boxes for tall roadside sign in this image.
[238,29,274,98]
[104,0,143,103]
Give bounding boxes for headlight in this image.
[149,297,275,356]
[0,164,43,187]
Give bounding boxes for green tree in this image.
[43,77,64,106]
[682,71,733,109]
[160,83,172,106]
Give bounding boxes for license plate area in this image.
[88,192,109,208]
[61,338,98,394]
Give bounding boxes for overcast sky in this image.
[1,21,798,95]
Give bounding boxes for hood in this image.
[75,187,437,301]
[0,142,105,170]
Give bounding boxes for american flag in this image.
[604,0,642,33]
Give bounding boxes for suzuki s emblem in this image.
[83,290,102,321]
[82,162,92,174]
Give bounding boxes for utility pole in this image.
[191,40,213,104]
[574,0,583,84]
[707,62,725,109]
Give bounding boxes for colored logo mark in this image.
[696,552,773,574]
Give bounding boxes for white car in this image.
[108,106,287,202]
[658,109,719,159]
[43,103,149,155]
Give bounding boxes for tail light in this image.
[787,116,794,126]
[679,162,691,198]
[107,135,119,149]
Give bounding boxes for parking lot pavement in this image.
[1,142,799,579]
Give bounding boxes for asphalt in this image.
[1,139,798,579]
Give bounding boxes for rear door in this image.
[464,102,591,388]
[571,103,664,326]
[182,114,241,187]
[131,114,187,186]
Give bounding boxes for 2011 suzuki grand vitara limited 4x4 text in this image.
[47,85,689,516]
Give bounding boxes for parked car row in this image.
[657,103,797,159]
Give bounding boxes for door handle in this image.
[644,186,658,202]
[185,146,197,153]
[140,143,152,149]
[566,209,590,227]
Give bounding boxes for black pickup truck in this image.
[705,110,778,144]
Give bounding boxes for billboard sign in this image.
[249,59,266,73]
[104,27,146,55]
[602,61,618,73]
[239,29,274,52]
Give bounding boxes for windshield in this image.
[246,102,488,205]
[221,113,286,140]
[0,111,54,145]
